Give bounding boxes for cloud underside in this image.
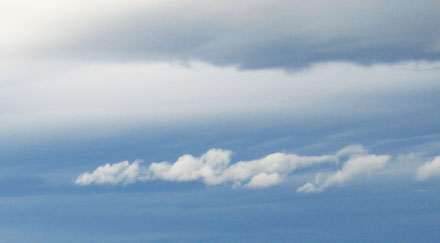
[3,0,440,70]
[75,145,391,192]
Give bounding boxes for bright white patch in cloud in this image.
[75,145,391,190]
[416,156,440,181]
[297,154,390,193]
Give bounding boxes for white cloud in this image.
[416,156,440,181]
[74,160,145,185]
[149,148,232,185]
[75,145,393,190]
[297,182,319,193]
[219,152,336,185]
[75,147,338,187]
[246,173,282,189]
[297,154,390,193]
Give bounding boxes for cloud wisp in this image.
[416,156,440,181]
[75,145,389,191]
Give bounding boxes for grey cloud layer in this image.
[37,0,440,69]
[75,145,391,191]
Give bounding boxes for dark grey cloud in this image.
[51,0,440,70]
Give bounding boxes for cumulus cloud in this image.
[416,156,440,181]
[75,160,146,185]
[246,173,282,189]
[148,149,232,185]
[75,145,391,190]
[76,148,337,187]
[297,154,391,193]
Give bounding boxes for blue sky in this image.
[1,0,440,242]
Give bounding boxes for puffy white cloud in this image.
[219,152,336,184]
[76,145,392,190]
[297,154,390,193]
[416,156,440,181]
[149,149,232,185]
[323,155,390,187]
[75,147,338,187]
[75,160,146,185]
[147,148,340,188]
[246,173,282,189]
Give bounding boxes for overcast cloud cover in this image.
[1,1,440,242]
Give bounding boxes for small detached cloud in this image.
[75,145,390,191]
[297,154,391,193]
[416,156,440,181]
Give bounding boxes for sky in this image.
[1,0,440,242]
